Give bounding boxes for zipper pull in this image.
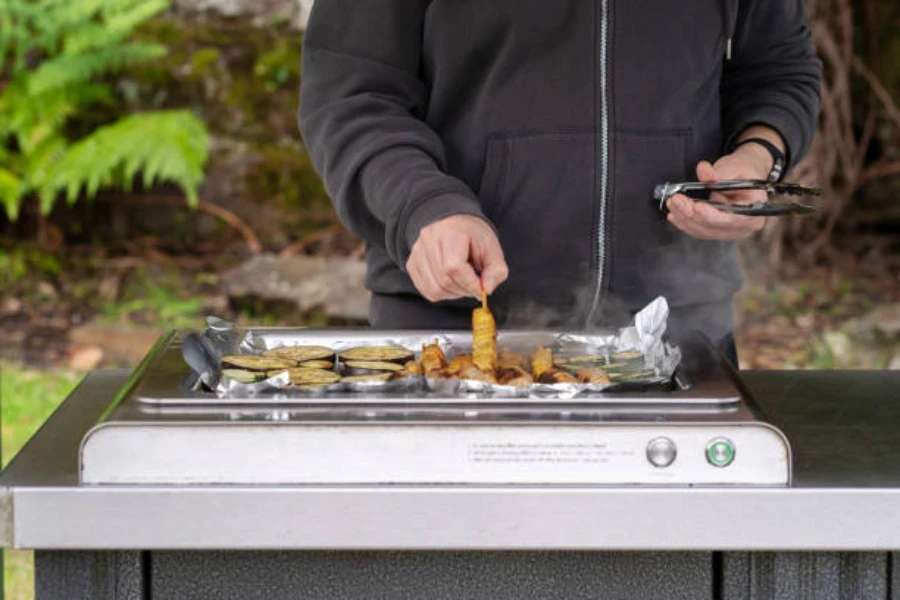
[726,38,733,61]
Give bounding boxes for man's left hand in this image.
[666,143,773,241]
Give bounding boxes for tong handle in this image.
[655,179,821,215]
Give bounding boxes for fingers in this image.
[406,215,508,302]
[474,231,509,294]
[667,194,765,241]
[696,160,718,182]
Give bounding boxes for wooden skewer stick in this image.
[481,288,487,310]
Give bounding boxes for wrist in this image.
[731,142,774,180]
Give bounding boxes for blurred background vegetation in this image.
[0,0,898,596]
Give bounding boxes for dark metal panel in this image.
[35,551,145,600]
[722,552,888,599]
[742,371,900,488]
[151,551,711,600]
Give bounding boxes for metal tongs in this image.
[654,179,821,217]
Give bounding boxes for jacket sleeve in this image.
[721,0,822,168]
[299,0,487,267]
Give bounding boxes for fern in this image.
[0,168,23,220]
[28,43,167,95]
[40,111,209,212]
[0,0,211,221]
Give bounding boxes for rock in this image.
[222,254,370,322]
[173,0,313,28]
[67,345,105,371]
[1,297,22,315]
[843,303,900,340]
[823,331,852,365]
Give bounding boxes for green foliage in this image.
[0,246,61,286]
[0,0,210,220]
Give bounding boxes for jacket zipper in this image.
[586,0,610,327]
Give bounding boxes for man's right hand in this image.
[406,215,509,303]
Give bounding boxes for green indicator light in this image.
[706,438,735,467]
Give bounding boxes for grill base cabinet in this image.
[4,366,900,599]
[34,550,900,600]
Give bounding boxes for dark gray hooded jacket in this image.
[299,0,820,331]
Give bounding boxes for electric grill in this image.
[79,328,790,487]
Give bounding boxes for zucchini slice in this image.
[338,345,415,364]
[221,369,265,383]
[342,373,394,384]
[343,360,405,375]
[263,345,335,362]
[286,368,342,385]
[221,355,296,371]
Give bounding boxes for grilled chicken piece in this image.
[399,360,421,377]
[576,367,612,384]
[497,366,533,387]
[419,340,447,376]
[498,349,529,371]
[447,354,473,372]
[472,290,497,372]
[537,368,578,385]
[459,364,498,385]
[531,346,554,379]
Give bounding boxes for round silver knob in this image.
[646,437,677,468]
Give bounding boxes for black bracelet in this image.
[731,137,787,182]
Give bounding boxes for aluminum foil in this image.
[187,297,680,399]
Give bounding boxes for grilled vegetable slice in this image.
[576,367,612,384]
[537,368,578,385]
[472,290,497,372]
[610,351,643,361]
[419,340,447,376]
[498,366,533,387]
[342,373,394,384]
[286,368,342,385]
[221,355,296,371]
[221,369,265,383]
[343,360,405,375]
[558,354,607,366]
[609,369,657,382]
[339,345,415,363]
[297,360,335,369]
[531,346,553,379]
[263,345,335,362]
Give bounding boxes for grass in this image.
[1,364,82,600]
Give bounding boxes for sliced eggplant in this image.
[339,345,415,364]
[342,373,394,384]
[297,359,335,370]
[343,360,406,375]
[263,345,335,362]
[221,355,296,371]
[221,369,265,383]
[286,368,342,386]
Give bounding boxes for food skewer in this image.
[472,288,498,373]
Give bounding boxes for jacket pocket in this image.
[478,131,596,325]
[609,129,742,310]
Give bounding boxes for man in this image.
[299,1,821,358]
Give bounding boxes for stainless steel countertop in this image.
[1,369,899,551]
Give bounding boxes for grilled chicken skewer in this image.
[472,289,498,373]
